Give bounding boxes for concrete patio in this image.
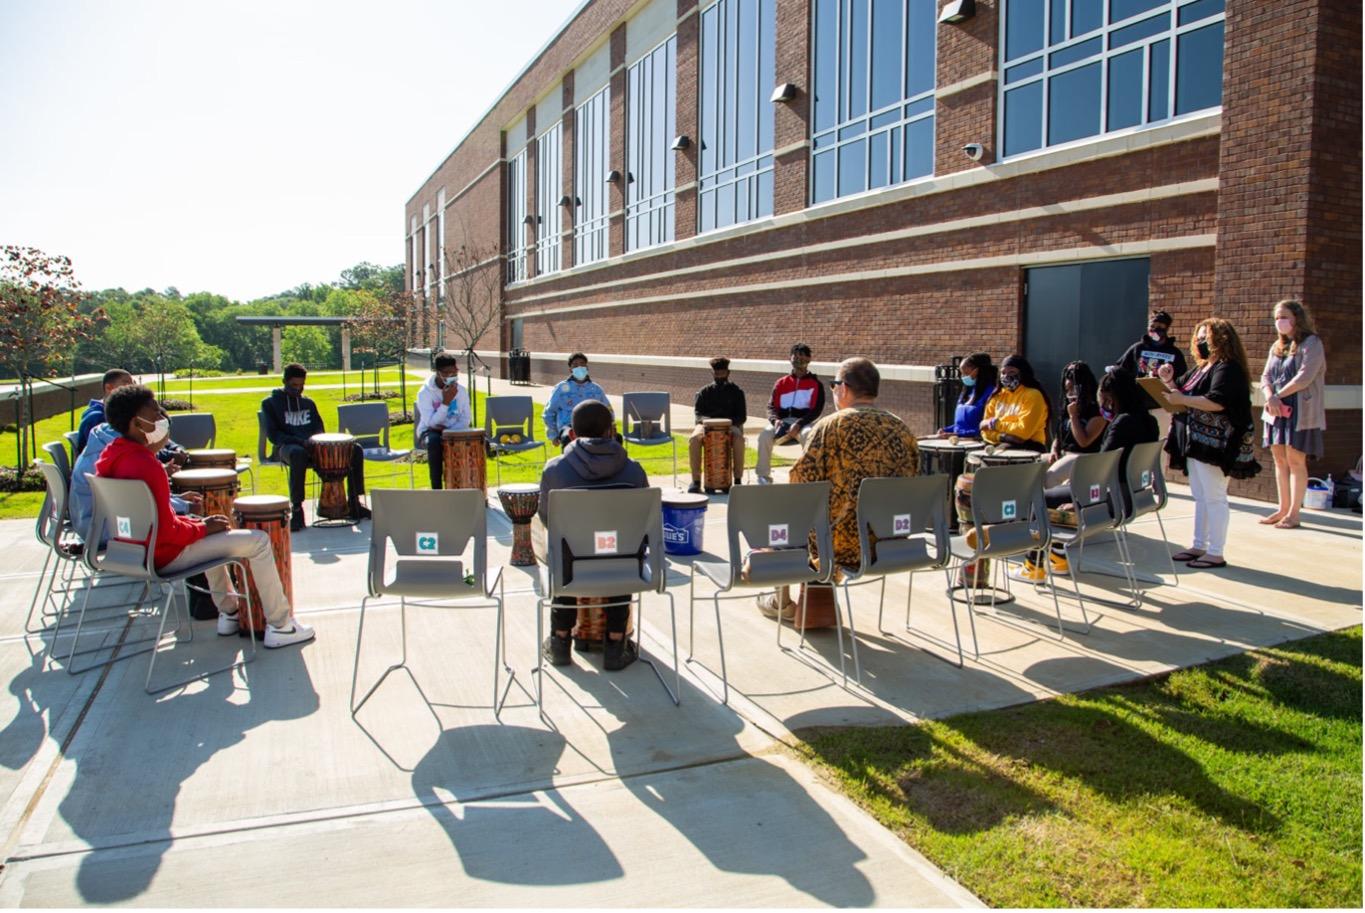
[0,468,1358,906]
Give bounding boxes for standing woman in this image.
[981,355,1050,452]
[1259,300,1326,529]
[1157,318,1259,569]
[938,352,997,438]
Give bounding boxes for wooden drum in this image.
[184,448,237,471]
[918,437,984,531]
[231,495,293,634]
[496,483,540,566]
[977,447,1044,467]
[702,418,733,493]
[953,472,989,588]
[309,432,355,520]
[571,598,635,652]
[171,468,239,520]
[442,428,487,493]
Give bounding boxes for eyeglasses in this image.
[829,379,845,389]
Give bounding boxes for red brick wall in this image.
[934,0,998,172]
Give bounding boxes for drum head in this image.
[702,419,732,430]
[172,468,237,485]
[233,494,292,516]
[310,433,354,444]
[499,483,540,494]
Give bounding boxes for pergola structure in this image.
[234,315,401,373]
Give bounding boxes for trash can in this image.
[257,361,269,375]
[662,491,709,555]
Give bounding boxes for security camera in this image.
[963,143,984,162]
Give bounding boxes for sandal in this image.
[1171,549,1205,562]
[1275,518,1301,530]
[1186,557,1227,569]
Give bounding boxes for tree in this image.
[135,296,203,393]
[441,215,501,356]
[348,287,420,407]
[280,325,332,367]
[0,246,101,469]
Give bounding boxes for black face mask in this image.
[1196,341,1210,359]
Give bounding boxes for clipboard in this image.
[1138,376,1187,413]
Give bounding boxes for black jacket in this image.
[538,437,648,524]
[262,388,325,454]
[693,380,747,426]
[1117,336,1188,409]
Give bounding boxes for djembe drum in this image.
[308,433,355,520]
[171,468,239,519]
[442,428,487,492]
[702,418,733,492]
[978,448,1044,468]
[571,598,636,653]
[184,448,237,472]
[496,483,540,566]
[917,437,985,531]
[231,495,293,635]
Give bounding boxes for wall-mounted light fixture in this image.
[770,83,798,103]
[671,134,691,151]
[558,194,573,207]
[522,214,536,225]
[605,169,621,183]
[938,0,975,24]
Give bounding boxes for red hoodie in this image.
[94,435,206,569]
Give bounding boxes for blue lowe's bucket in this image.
[662,492,709,555]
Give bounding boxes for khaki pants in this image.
[159,529,292,628]
[688,424,745,481]
[755,423,813,482]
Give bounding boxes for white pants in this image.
[755,423,813,481]
[1187,458,1230,556]
[160,529,292,627]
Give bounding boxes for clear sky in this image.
[0,0,579,300]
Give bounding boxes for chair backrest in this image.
[854,475,951,576]
[1124,440,1166,520]
[43,439,71,484]
[368,488,486,598]
[483,395,535,438]
[621,392,672,438]
[338,402,391,450]
[726,481,832,585]
[86,475,160,580]
[169,412,216,449]
[256,411,278,465]
[967,461,1051,557]
[63,430,80,464]
[1064,449,1124,538]
[33,459,67,549]
[544,487,665,598]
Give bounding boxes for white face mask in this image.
[142,417,170,446]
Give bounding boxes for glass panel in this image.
[1004,81,1044,156]
[1070,0,1102,35]
[1107,48,1144,130]
[812,149,836,203]
[1049,35,1101,68]
[1049,0,1066,45]
[700,189,716,232]
[1109,12,1168,50]
[904,115,934,179]
[847,0,869,119]
[839,121,867,141]
[1147,38,1170,120]
[1006,58,1045,83]
[1005,0,1046,61]
[812,0,837,132]
[1110,0,1164,22]
[757,168,774,218]
[905,95,935,118]
[838,138,867,196]
[813,130,837,149]
[1047,61,1101,144]
[870,108,900,129]
[889,126,902,182]
[1175,21,1223,114]
[700,3,717,177]
[737,0,756,160]
[869,130,890,189]
[1177,0,1223,25]
[870,0,903,110]
[758,0,776,152]
[717,180,736,228]
[906,0,936,97]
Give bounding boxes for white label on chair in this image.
[116,516,131,538]
[1141,470,1152,488]
[768,523,789,546]
[893,513,912,535]
[1089,484,1102,503]
[594,530,618,554]
[1000,499,1017,520]
[416,532,439,554]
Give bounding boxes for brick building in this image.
[405,0,1361,498]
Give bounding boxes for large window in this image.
[626,35,677,251]
[698,0,776,233]
[506,148,528,284]
[536,122,563,276]
[811,0,937,205]
[574,85,611,266]
[1000,0,1226,158]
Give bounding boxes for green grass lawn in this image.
[798,627,1363,907]
[2,380,781,518]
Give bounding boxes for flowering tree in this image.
[0,246,101,470]
[349,288,420,409]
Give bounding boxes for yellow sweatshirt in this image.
[980,386,1048,447]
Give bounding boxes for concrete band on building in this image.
[406,0,1362,500]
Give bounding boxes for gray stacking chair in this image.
[46,438,72,484]
[339,402,415,489]
[1121,440,1180,585]
[27,457,85,637]
[948,461,1074,647]
[62,430,80,468]
[351,488,509,717]
[173,411,255,493]
[483,395,547,488]
[842,475,958,668]
[1046,449,1133,616]
[69,475,257,693]
[621,392,677,487]
[536,487,679,714]
[687,481,833,704]
[256,410,307,498]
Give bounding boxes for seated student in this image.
[542,353,611,448]
[1044,360,1108,486]
[414,351,472,489]
[1014,368,1159,581]
[95,384,314,648]
[261,363,369,531]
[755,343,825,484]
[71,412,193,542]
[937,352,997,438]
[687,356,747,493]
[538,400,648,672]
[77,369,187,467]
[980,355,1050,452]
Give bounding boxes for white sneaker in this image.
[757,476,773,485]
[264,621,316,649]
[216,612,240,636]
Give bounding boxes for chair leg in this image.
[944,566,980,659]
[534,597,547,720]
[635,591,681,706]
[24,548,54,634]
[713,592,728,706]
[686,566,697,660]
[1155,511,1181,585]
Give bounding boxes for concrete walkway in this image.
[0,466,1358,905]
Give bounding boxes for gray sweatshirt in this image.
[538,437,648,523]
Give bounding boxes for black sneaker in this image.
[542,634,571,667]
[732,477,743,486]
[603,636,638,672]
[351,503,372,521]
[686,480,702,494]
[290,510,306,533]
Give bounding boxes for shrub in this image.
[172,368,233,379]
[160,398,194,411]
[0,465,45,492]
[342,391,399,403]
